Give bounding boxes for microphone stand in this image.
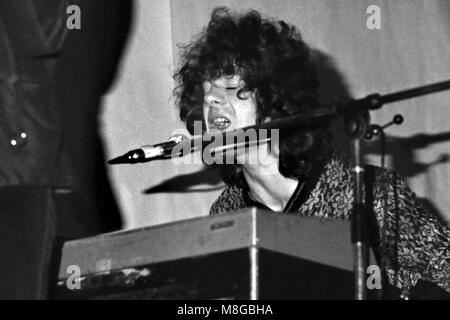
[365,114,404,168]
[108,79,450,300]
[328,79,450,300]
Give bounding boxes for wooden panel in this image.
[256,212,353,271]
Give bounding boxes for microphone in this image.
[108,134,186,164]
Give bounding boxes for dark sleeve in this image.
[0,0,69,56]
[372,168,450,293]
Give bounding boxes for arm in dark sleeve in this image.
[0,0,69,56]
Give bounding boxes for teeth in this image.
[213,117,231,130]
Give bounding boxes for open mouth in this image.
[211,116,231,130]
[205,103,235,132]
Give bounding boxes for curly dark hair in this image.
[174,7,331,186]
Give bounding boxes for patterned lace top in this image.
[210,152,450,295]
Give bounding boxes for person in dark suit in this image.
[0,0,132,299]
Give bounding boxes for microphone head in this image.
[108,155,127,165]
[107,131,192,165]
[108,149,145,165]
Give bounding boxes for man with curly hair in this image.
[174,7,450,299]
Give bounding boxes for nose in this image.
[204,86,226,106]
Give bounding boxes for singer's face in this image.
[202,75,257,134]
